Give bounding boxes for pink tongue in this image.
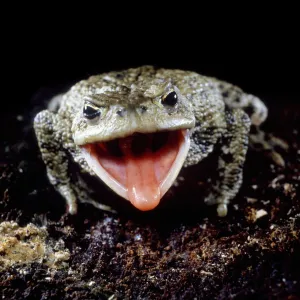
[119,137,161,211]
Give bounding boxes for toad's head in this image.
[72,71,195,211]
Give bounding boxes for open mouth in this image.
[80,129,190,211]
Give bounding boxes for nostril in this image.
[117,109,126,117]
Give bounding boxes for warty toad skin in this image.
[34,66,270,217]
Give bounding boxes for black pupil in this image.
[163,91,178,106]
[83,103,101,119]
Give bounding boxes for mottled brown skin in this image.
[34,66,269,216]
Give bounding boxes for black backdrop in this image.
[3,12,299,113]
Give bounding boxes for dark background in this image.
[3,10,299,113]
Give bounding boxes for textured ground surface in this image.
[0,94,300,299]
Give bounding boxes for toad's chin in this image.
[80,129,190,211]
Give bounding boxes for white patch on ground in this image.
[255,209,268,220]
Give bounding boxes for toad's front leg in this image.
[34,110,115,214]
[34,110,79,214]
[205,109,251,217]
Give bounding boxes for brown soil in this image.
[0,101,299,299]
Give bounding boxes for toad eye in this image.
[83,102,101,119]
[162,91,178,106]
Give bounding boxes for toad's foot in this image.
[71,181,117,214]
[204,193,229,217]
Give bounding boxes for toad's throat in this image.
[81,130,190,211]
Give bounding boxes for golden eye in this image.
[83,102,101,119]
[162,91,178,106]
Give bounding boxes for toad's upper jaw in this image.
[80,130,190,211]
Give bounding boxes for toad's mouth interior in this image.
[80,129,190,211]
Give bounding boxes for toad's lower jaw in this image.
[80,130,190,211]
